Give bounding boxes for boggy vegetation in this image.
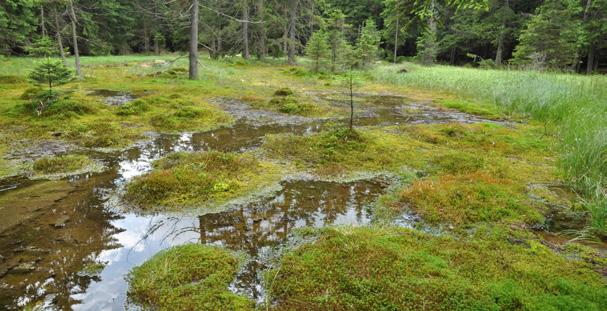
[127,244,253,311]
[125,151,283,210]
[266,227,607,310]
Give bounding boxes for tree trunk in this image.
[189,0,199,80]
[255,0,266,59]
[154,36,160,54]
[393,18,399,64]
[349,70,354,130]
[495,32,504,66]
[68,0,81,78]
[53,7,67,66]
[143,20,150,54]
[41,6,47,36]
[586,45,595,74]
[287,0,298,65]
[242,2,250,59]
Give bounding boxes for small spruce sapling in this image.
[28,58,73,115]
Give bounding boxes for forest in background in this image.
[1,0,606,73]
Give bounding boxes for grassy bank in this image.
[373,64,607,233]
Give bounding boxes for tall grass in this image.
[373,63,607,234]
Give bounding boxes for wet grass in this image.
[373,64,607,234]
[267,226,607,310]
[128,244,252,311]
[125,151,284,210]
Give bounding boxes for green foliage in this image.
[416,24,439,65]
[512,0,585,70]
[25,36,57,57]
[128,244,253,311]
[305,29,330,73]
[268,227,607,310]
[356,18,381,67]
[28,58,72,91]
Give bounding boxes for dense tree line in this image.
[1,0,605,73]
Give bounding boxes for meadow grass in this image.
[373,63,607,233]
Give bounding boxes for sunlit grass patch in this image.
[125,151,284,210]
[128,244,252,311]
[267,226,607,310]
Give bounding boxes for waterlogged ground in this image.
[0,57,605,310]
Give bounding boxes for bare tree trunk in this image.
[41,5,47,36]
[287,0,298,65]
[495,32,504,66]
[53,7,67,66]
[68,0,81,78]
[586,45,595,74]
[189,0,199,80]
[143,20,150,54]
[242,2,250,59]
[154,36,160,54]
[349,69,354,130]
[393,18,399,64]
[255,0,266,59]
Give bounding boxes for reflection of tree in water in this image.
[0,172,121,310]
[197,179,387,299]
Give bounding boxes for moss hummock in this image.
[267,227,607,310]
[125,151,284,210]
[128,244,253,311]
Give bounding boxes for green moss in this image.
[268,226,607,310]
[125,151,284,210]
[128,244,253,311]
[33,154,93,174]
[436,98,504,120]
[400,173,544,227]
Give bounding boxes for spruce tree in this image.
[305,29,330,72]
[512,0,585,70]
[356,18,381,67]
[29,58,72,93]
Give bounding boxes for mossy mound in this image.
[267,227,607,310]
[116,94,232,132]
[399,173,544,227]
[33,154,93,175]
[125,151,283,210]
[262,124,421,176]
[128,244,253,311]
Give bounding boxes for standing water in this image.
[0,95,499,309]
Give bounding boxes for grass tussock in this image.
[125,151,283,210]
[128,244,252,311]
[267,226,607,311]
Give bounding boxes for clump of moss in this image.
[268,89,309,114]
[436,98,504,120]
[399,173,543,227]
[125,151,283,209]
[128,244,253,311]
[263,125,420,176]
[71,122,129,148]
[115,94,231,132]
[33,154,93,174]
[267,226,607,310]
[274,88,294,97]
